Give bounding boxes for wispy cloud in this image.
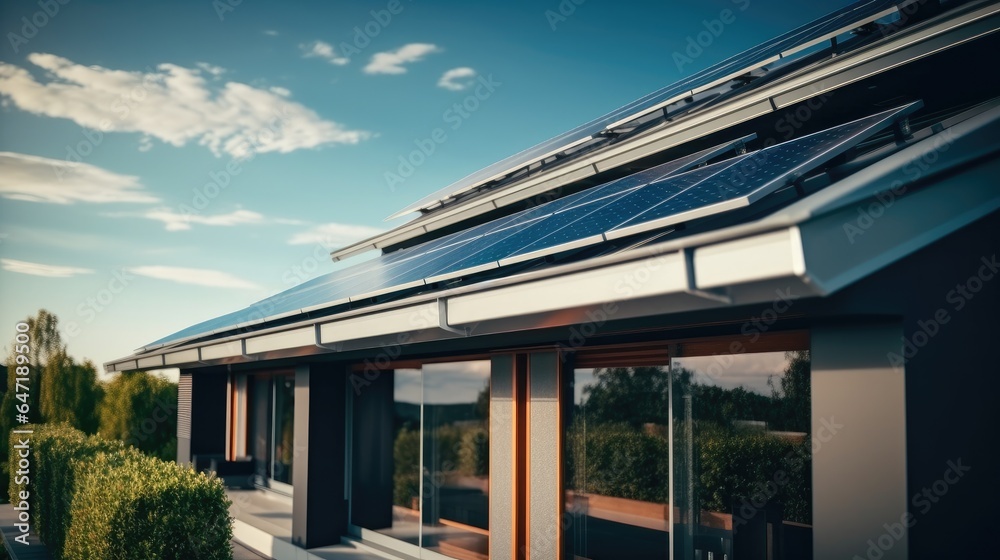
[300,40,350,65]
[288,223,382,247]
[263,30,279,37]
[438,67,476,91]
[364,43,441,75]
[0,54,370,159]
[195,62,225,77]
[0,151,159,204]
[129,265,260,290]
[1,258,94,278]
[141,208,265,231]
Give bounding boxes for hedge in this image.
[8,424,233,560]
[9,424,123,556]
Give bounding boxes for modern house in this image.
[106,1,1000,558]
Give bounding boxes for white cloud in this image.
[300,40,349,65]
[0,54,370,159]
[1,258,94,278]
[288,223,382,248]
[438,67,476,91]
[195,62,225,77]
[263,30,279,36]
[0,151,159,204]
[364,43,441,75]
[139,208,265,231]
[129,265,260,290]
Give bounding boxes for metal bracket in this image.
[437,299,470,336]
[682,248,732,304]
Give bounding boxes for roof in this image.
[105,0,1000,373]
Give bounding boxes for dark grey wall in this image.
[820,210,998,559]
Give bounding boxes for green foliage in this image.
[99,370,178,461]
[692,424,812,523]
[581,366,671,428]
[458,426,489,477]
[64,448,232,560]
[39,350,103,435]
[9,424,232,560]
[567,422,671,503]
[9,424,125,557]
[392,426,420,508]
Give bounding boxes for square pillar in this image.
[177,368,227,466]
[812,323,908,559]
[292,363,349,549]
[528,352,562,560]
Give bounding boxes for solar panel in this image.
[146,136,752,348]
[387,0,904,219]
[147,100,917,350]
[426,101,919,278]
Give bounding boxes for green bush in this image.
[64,448,232,560]
[9,424,124,556]
[567,422,671,503]
[458,426,488,477]
[9,424,232,560]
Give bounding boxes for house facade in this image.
[107,1,1000,559]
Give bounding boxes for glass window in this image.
[352,360,490,560]
[246,373,294,489]
[563,348,812,560]
[671,350,812,560]
[565,365,672,560]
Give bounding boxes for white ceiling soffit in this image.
[104,102,1000,374]
[328,3,1000,262]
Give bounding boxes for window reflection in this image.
[672,350,812,560]
[565,366,672,560]
[352,361,489,560]
[247,373,294,488]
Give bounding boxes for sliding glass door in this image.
[352,360,490,560]
[247,373,295,492]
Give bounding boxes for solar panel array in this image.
[388,0,906,219]
[148,101,919,349]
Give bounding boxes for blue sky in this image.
[0,0,855,373]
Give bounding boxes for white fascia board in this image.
[245,327,316,355]
[319,301,440,344]
[446,252,689,325]
[694,228,807,290]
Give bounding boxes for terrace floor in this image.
[225,489,390,560]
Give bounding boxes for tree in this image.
[2,309,70,499]
[39,349,103,434]
[99,370,178,461]
[581,366,672,427]
[768,350,811,432]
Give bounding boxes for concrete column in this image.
[292,363,349,549]
[528,352,561,560]
[812,323,907,560]
[490,355,516,560]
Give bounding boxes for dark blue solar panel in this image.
[389,0,900,219]
[146,98,916,350]
[608,102,920,237]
